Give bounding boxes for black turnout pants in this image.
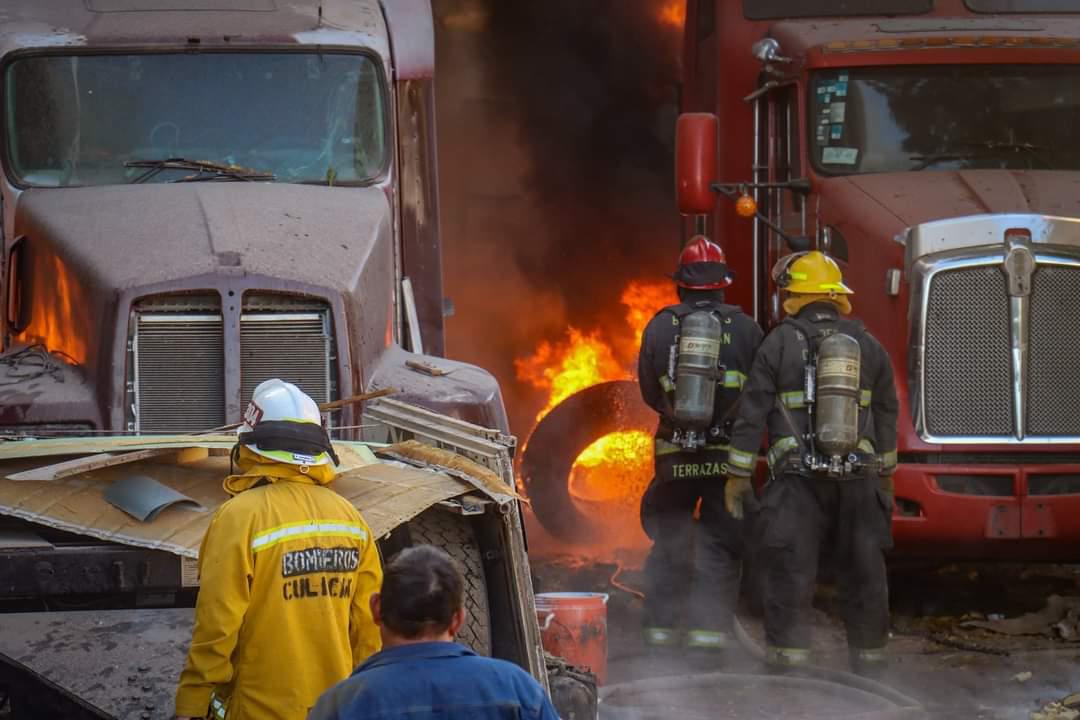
[639,450,743,632]
[756,471,893,651]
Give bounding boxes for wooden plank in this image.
[5,448,179,482]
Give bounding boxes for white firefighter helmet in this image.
[238,379,335,467]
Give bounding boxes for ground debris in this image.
[964,596,1080,639]
[1031,702,1080,720]
[1014,671,1033,683]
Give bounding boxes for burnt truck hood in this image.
[4,182,395,427]
[829,169,1080,233]
[15,182,391,292]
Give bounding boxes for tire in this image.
[406,508,493,656]
[520,380,655,543]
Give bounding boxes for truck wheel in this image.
[406,508,493,656]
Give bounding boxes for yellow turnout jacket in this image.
[175,448,382,720]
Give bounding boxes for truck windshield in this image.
[4,52,386,187]
[810,65,1080,175]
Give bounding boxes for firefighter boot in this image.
[685,629,733,666]
[642,627,680,650]
[764,645,811,673]
[849,647,888,678]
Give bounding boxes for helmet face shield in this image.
[771,252,808,289]
[772,251,853,296]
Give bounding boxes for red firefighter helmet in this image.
[673,235,734,290]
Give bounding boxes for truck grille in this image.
[241,294,333,407]
[923,266,1013,437]
[133,302,226,433]
[130,293,335,433]
[1028,266,1080,436]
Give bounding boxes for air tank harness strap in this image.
[772,438,880,477]
[655,437,730,457]
[661,369,746,393]
[781,389,871,409]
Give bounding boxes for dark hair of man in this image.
[677,287,724,304]
[380,545,465,638]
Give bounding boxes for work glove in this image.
[724,475,752,520]
[880,472,895,510]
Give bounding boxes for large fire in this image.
[516,279,676,550]
[515,280,676,423]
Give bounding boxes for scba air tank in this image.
[673,311,723,428]
[814,333,861,456]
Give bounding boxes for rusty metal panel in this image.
[380,0,435,79]
[0,608,193,720]
[396,77,445,356]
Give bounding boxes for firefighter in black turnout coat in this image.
[637,236,762,652]
[725,251,899,676]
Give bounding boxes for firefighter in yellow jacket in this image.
[175,379,383,720]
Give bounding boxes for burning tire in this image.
[520,379,655,543]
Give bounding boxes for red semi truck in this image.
[677,0,1080,559]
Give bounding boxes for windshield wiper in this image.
[908,152,985,171]
[124,158,275,184]
[962,140,1055,170]
[911,141,1055,172]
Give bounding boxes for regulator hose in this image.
[599,617,924,719]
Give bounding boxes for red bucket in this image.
[535,592,609,685]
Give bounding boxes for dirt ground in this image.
[533,558,1080,720]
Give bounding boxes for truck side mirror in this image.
[675,113,719,215]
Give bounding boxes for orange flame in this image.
[621,280,678,350]
[570,430,654,503]
[515,279,675,422]
[20,255,88,365]
[657,0,686,29]
[515,328,622,423]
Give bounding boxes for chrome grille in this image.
[1028,266,1080,436]
[240,295,333,408]
[133,308,225,433]
[923,266,1013,437]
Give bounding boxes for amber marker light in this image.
[735,194,757,218]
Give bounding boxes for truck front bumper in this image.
[892,462,1080,560]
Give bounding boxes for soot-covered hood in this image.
[14,182,392,292]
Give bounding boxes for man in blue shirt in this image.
[308,544,560,720]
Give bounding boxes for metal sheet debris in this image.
[0,437,483,557]
[104,475,202,522]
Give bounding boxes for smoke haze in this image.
[434,0,683,436]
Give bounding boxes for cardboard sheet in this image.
[0,450,474,558]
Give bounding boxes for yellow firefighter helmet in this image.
[772,251,853,296]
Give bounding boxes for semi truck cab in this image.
[678,0,1080,558]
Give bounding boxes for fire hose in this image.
[598,570,923,719]
[599,616,924,719]
[600,577,924,719]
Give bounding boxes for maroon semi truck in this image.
[677,0,1080,559]
[0,0,507,435]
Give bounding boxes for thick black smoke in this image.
[434,0,683,436]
